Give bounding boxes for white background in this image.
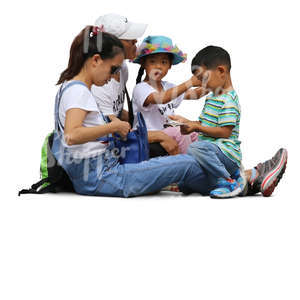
[0,0,299,299]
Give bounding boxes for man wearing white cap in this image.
[91,14,181,157]
[92,13,147,122]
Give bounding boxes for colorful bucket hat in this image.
[132,35,187,65]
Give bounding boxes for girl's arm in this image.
[148,131,179,155]
[64,108,130,146]
[184,87,208,100]
[143,75,201,106]
[147,130,168,143]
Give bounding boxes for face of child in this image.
[121,39,138,60]
[195,65,227,93]
[92,53,125,86]
[143,53,172,82]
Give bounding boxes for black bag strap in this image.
[18,177,60,196]
[18,165,72,196]
[125,86,134,128]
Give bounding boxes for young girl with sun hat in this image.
[132,35,205,154]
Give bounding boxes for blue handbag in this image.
[113,112,149,164]
[99,87,149,164]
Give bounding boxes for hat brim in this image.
[133,50,185,65]
[119,22,147,40]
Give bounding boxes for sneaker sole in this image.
[210,187,242,199]
[261,149,288,197]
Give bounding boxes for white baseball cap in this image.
[94,13,147,40]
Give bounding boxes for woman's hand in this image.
[111,118,131,139]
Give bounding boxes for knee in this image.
[188,140,211,153]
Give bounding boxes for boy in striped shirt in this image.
[170,46,244,198]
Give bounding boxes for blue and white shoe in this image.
[231,168,247,196]
[210,178,242,199]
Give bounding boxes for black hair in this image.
[57,26,125,84]
[191,46,231,74]
[136,66,145,84]
[135,53,174,84]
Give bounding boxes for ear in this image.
[217,66,227,74]
[91,54,103,66]
[217,65,226,74]
[217,65,227,78]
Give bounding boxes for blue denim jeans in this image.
[187,141,239,180]
[52,131,214,197]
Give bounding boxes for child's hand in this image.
[160,135,180,155]
[190,75,202,87]
[185,87,208,100]
[169,116,200,135]
[193,87,207,98]
[180,121,198,135]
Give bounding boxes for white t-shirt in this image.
[91,62,129,117]
[132,81,185,131]
[58,81,107,159]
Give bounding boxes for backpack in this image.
[18,82,87,196]
[18,131,74,195]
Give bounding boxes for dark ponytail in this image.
[136,66,145,84]
[57,26,125,85]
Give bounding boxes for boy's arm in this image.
[169,115,232,138]
[180,121,233,138]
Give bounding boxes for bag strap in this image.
[55,80,88,132]
[136,112,146,130]
[18,177,62,196]
[55,81,112,144]
[125,86,134,128]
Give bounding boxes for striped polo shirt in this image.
[198,90,242,166]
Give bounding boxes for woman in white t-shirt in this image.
[51,26,218,197]
[132,36,205,155]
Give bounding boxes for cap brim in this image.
[133,51,185,65]
[119,22,147,40]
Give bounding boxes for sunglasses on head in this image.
[110,65,122,75]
